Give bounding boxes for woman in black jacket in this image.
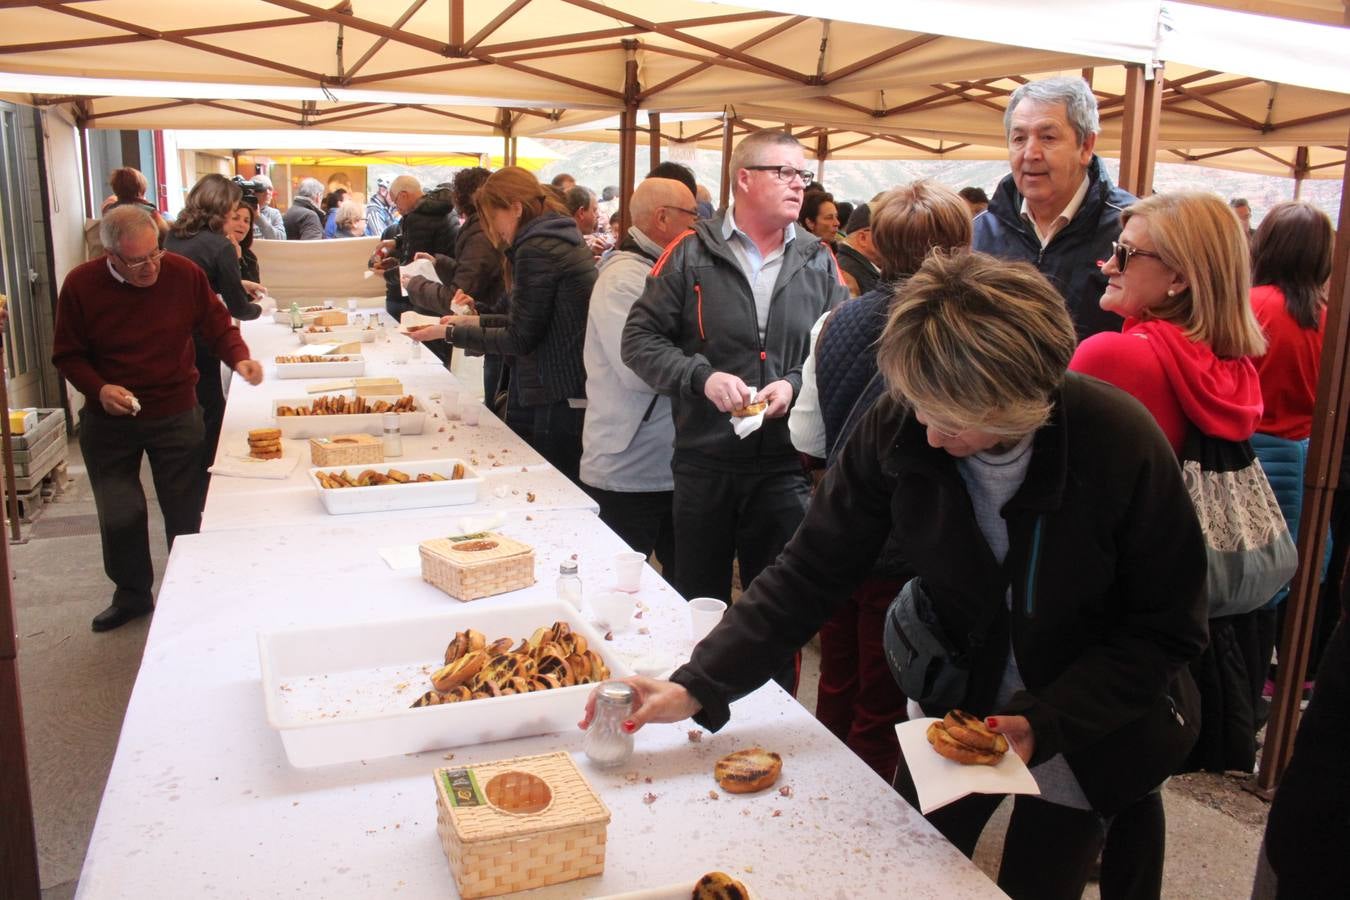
[584,251,1208,900]
[165,174,263,509]
[409,166,595,483]
[404,167,507,400]
[223,200,262,288]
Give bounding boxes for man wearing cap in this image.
[251,174,286,240]
[835,203,883,297]
[366,175,397,236]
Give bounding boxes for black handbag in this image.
[883,578,982,708]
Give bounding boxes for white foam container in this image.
[274,356,366,379]
[271,394,427,438]
[300,327,377,344]
[257,600,629,767]
[307,458,480,514]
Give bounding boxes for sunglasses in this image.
[1110,241,1163,272]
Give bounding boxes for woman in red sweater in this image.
[1069,191,1267,898]
[1248,201,1336,717]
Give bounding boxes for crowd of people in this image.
[57,73,1343,898]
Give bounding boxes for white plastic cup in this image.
[443,388,461,420]
[613,551,645,592]
[688,597,727,643]
[347,298,358,314]
[591,591,637,632]
[461,403,480,426]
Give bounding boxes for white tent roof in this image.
[0,0,1343,177]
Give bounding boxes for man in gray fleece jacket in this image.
[622,132,848,631]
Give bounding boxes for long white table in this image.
[73,312,1006,898]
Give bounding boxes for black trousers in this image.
[528,400,585,487]
[586,485,676,574]
[193,341,226,513]
[670,459,808,603]
[79,405,204,611]
[893,754,1107,900]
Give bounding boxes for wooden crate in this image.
[435,752,609,899]
[420,532,535,601]
[308,433,385,467]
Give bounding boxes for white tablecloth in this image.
[74,510,1002,899]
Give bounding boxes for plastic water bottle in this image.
[289,301,302,331]
[556,560,582,611]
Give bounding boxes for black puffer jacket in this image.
[621,214,849,469]
[671,373,1209,815]
[450,212,595,406]
[396,190,457,262]
[973,156,1135,341]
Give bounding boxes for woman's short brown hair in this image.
[869,181,973,280]
[109,167,147,202]
[476,166,568,247]
[1122,191,1266,359]
[876,250,1077,438]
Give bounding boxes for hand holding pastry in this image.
[98,384,138,416]
[704,372,751,414]
[758,379,794,419]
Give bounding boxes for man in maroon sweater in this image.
[53,206,263,632]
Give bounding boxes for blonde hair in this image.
[1122,191,1266,359]
[335,199,366,232]
[876,251,1077,437]
[868,181,972,280]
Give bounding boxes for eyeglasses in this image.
[115,248,165,271]
[1110,241,1163,273]
[913,409,966,439]
[744,165,815,187]
[662,205,700,218]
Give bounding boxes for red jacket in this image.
[52,253,249,419]
[1070,317,1262,453]
[1251,285,1324,440]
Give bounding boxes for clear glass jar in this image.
[556,560,582,611]
[583,680,636,768]
[381,412,403,457]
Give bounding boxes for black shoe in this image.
[91,604,151,633]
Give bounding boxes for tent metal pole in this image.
[618,40,639,237]
[719,110,733,210]
[1256,121,1350,793]
[1136,64,1164,196]
[1117,64,1146,195]
[0,326,39,897]
[649,111,661,172]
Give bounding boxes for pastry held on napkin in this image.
[895,717,1040,814]
[729,387,766,439]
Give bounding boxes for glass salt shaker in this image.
[584,681,636,768]
[382,412,403,457]
[556,560,582,611]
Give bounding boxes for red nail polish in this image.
[622,720,636,732]
[986,717,998,729]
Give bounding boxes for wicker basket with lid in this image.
[308,433,385,467]
[434,751,610,898]
[420,532,535,601]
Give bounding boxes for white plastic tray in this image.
[271,393,428,439]
[307,458,480,514]
[257,600,629,767]
[595,880,758,900]
[300,327,377,344]
[274,356,366,379]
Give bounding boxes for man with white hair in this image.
[366,174,396,235]
[283,177,325,240]
[623,130,848,639]
[251,173,286,240]
[973,75,1136,339]
[52,206,263,632]
[581,177,699,570]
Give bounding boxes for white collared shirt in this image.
[721,203,796,340]
[106,256,128,284]
[1020,173,1090,247]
